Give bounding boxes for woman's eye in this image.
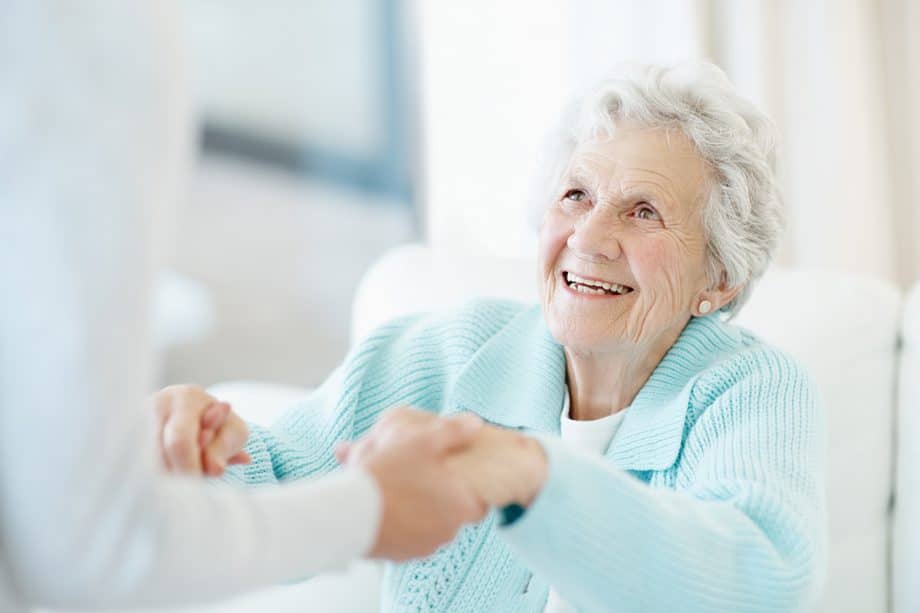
[563,189,587,202]
[634,204,660,221]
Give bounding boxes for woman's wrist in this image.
[515,434,548,507]
[445,425,548,509]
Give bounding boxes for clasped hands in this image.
[149,385,548,560]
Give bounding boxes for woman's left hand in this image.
[149,384,251,476]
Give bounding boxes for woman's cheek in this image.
[622,240,685,339]
[538,208,565,257]
[546,208,573,246]
[537,216,566,314]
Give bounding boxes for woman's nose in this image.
[566,208,622,261]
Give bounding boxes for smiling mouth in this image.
[562,270,635,296]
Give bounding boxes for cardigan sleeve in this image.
[223,312,436,486]
[498,350,826,612]
[222,364,356,485]
[224,300,520,486]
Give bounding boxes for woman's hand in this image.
[335,407,490,560]
[444,424,548,508]
[339,409,548,510]
[150,384,251,477]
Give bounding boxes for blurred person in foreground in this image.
[162,62,827,612]
[0,2,486,611]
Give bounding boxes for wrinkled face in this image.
[539,124,713,354]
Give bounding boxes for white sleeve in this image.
[0,1,380,608]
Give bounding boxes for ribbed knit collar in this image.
[448,304,742,471]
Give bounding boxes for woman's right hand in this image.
[443,425,548,508]
[150,384,251,477]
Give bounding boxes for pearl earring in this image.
[699,300,712,315]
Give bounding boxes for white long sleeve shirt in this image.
[0,2,380,610]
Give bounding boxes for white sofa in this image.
[200,244,915,613]
[894,282,920,613]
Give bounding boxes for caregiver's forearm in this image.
[0,120,382,608]
[1,401,380,610]
[0,122,382,609]
[0,2,379,605]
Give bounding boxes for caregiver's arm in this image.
[0,196,482,610]
[0,2,481,608]
[497,351,826,613]
[0,153,375,609]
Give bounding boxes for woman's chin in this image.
[545,308,626,352]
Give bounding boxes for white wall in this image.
[416,0,920,286]
[414,0,565,257]
[880,0,920,286]
[181,0,384,154]
[166,157,415,388]
[415,0,707,258]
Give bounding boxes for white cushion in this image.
[352,244,902,612]
[733,271,901,613]
[893,281,920,613]
[206,381,312,426]
[351,245,537,343]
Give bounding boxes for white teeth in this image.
[564,271,632,295]
[574,284,605,295]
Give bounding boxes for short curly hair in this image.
[530,62,784,317]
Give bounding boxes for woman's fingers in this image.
[150,384,229,475]
[197,402,230,449]
[202,413,250,477]
[202,454,222,477]
[162,403,207,473]
[445,427,548,508]
[201,402,230,430]
[338,409,482,468]
[198,427,215,450]
[203,449,250,477]
[227,451,251,466]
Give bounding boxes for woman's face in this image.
[539,124,713,354]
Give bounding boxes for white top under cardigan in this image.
[0,3,379,609]
[544,388,628,613]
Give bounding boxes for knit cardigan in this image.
[226,299,826,612]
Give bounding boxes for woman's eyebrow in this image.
[620,176,681,207]
[564,167,596,189]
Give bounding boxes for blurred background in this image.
[160,0,418,387]
[6,2,919,612]
[155,0,919,392]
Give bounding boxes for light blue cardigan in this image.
[227,299,826,612]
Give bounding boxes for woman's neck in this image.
[564,327,682,421]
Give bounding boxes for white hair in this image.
[530,62,784,317]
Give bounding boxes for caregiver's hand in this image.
[150,384,251,476]
[444,424,548,508]
[335,408,489,561]
[339,409,548,511]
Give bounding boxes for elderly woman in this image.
[160,62,824,611]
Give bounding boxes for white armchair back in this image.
[894,283,920,613]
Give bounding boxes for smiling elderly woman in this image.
[216,63,824,611]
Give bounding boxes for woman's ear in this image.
[695,272,743,316]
